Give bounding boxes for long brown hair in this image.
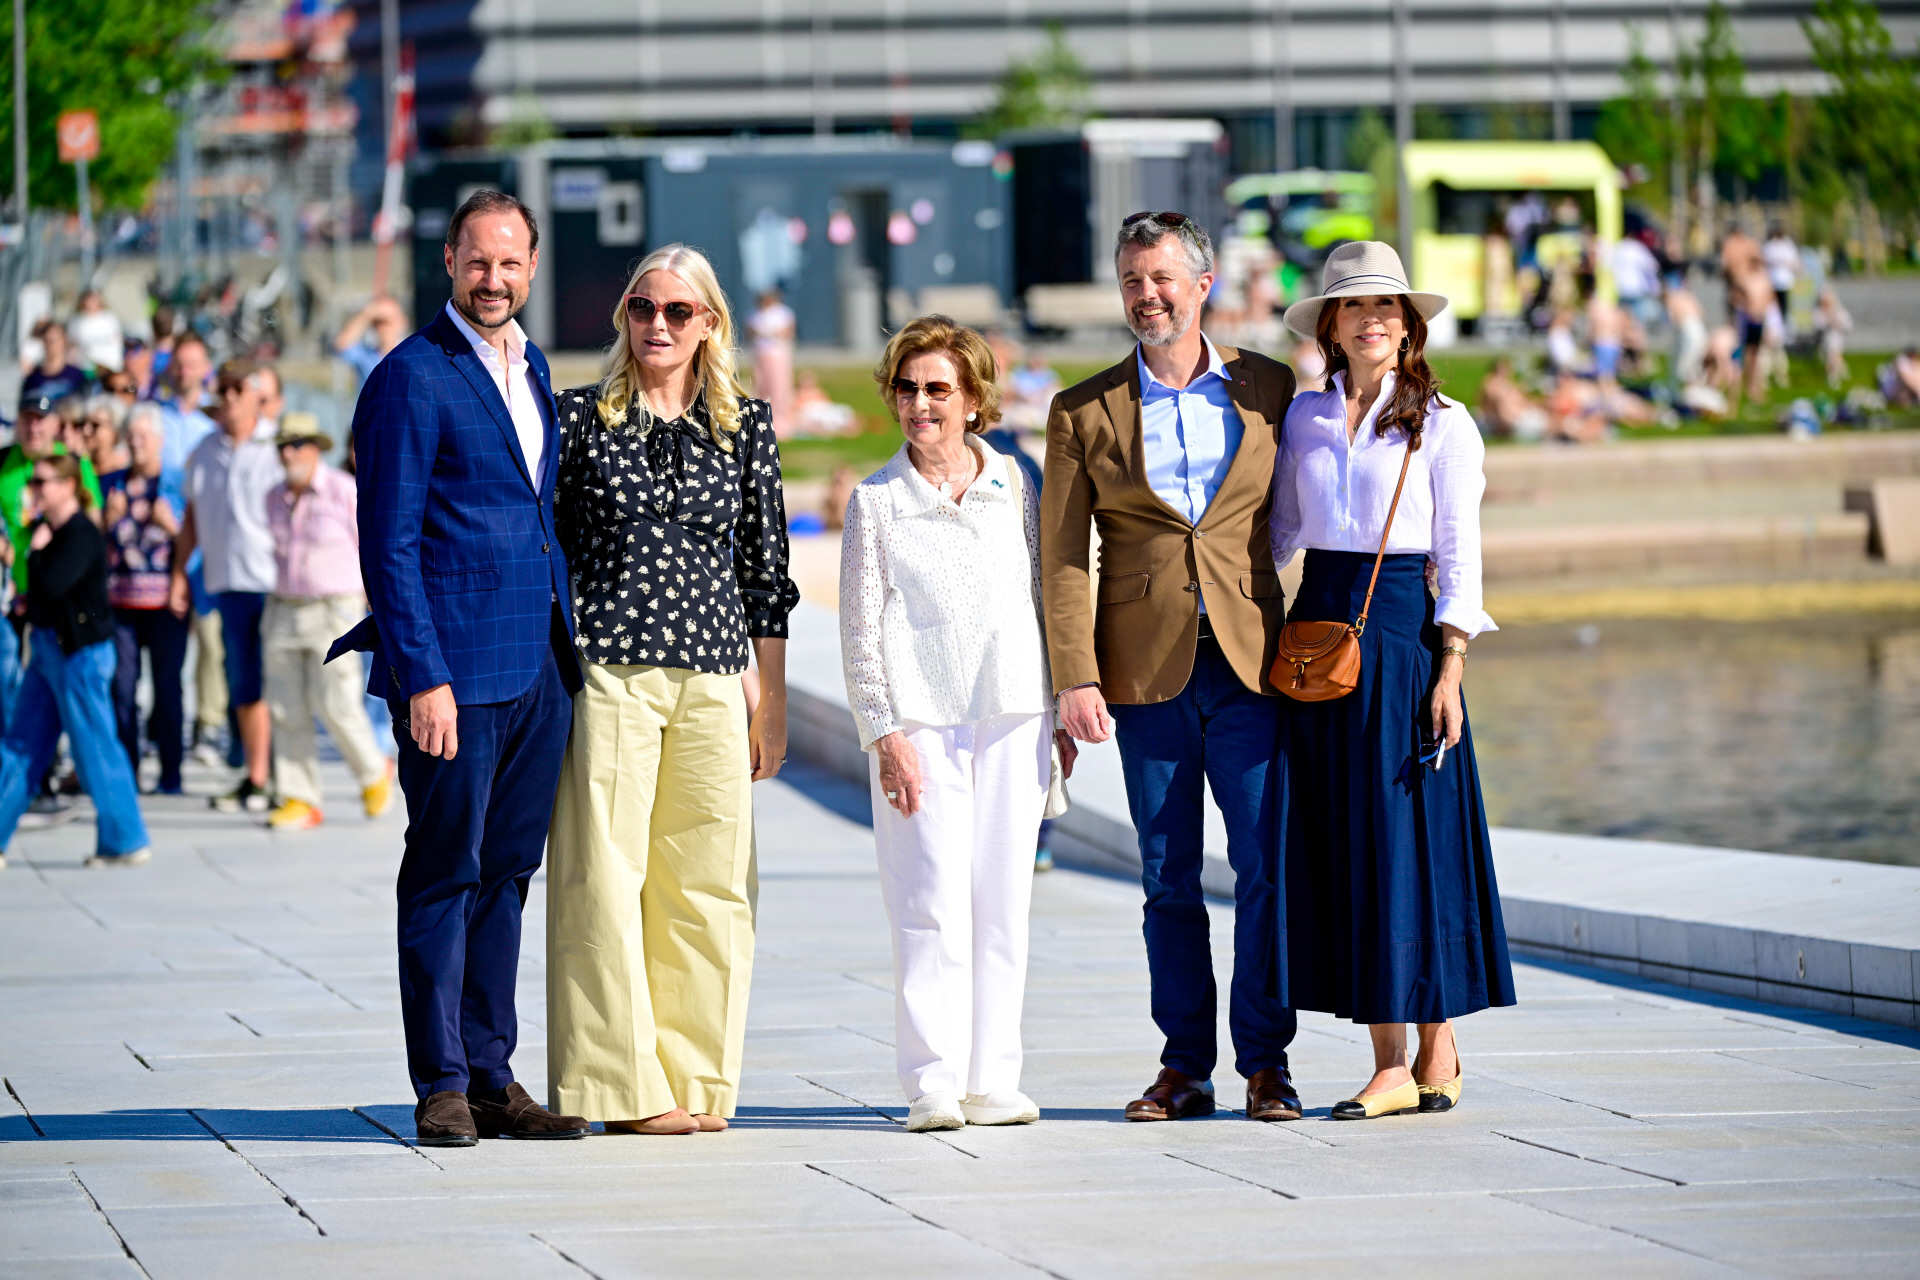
[1314,295,1443,451]
[34,452,93,511]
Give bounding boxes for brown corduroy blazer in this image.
[1039,343,1297,705]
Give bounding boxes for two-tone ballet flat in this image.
[1418,1064,1463,1113]
[1329,1079,1420,1120]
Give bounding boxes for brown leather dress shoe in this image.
[1124,1067,1216,1121]
[468,1082,590,1140]
[1246,1067,1303,1121]
[414,1090,478,1148]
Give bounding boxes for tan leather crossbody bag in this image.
[1270,444,1415,702]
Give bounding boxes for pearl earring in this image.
[966,411,977,422]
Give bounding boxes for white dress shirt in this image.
[839,438,1053,750]
[1270,370,1497,639]
[445,302,546,485]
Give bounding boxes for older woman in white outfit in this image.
[839,315,1074,1133]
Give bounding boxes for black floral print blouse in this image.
[555,387,799,674]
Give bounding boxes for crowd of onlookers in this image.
[1467,219,1884,444]
[0,294,403,869]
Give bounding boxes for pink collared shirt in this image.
[268,462,363,599]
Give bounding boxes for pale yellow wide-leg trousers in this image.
[546,662,758,1121]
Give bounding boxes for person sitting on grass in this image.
[1475,358,1549,442]
[1883,347,1920,409]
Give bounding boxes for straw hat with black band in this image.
[272,411,334,453]
[1282,241,1449,339]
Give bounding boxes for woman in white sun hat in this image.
[1269,241,1514,1121]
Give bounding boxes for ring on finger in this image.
[885,790,899,801]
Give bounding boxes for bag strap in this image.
[1353,441,1416,637]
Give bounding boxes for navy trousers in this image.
[1110,633,1296,1081]
[392,652,571,1100]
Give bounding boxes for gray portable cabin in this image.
[409,137,1014,352]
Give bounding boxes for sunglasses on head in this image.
[890,378,957,402]
[624,295,705,327]
[1123,211,1195,231]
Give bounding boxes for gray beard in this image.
[1129,309,1193,348]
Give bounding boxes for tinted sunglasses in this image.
[624,295,705,327]
[890,377,956,402]
[1123,210,1196,231]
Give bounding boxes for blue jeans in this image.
[0,618,20,736]
[0,631,150,857]
[1109,634,1295,1080]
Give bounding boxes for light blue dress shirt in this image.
[1136,336,1242,526]
[154,397,217,477]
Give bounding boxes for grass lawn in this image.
[777,348,1918,480]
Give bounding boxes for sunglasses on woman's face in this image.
[891,378,956,402]
[624,295,704,328]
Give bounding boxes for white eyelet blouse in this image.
[838,438,1054,750]
[1269,370,1498,639]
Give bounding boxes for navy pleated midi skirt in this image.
[1276,550,1516,1025]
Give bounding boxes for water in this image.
[1468,614,1920,866]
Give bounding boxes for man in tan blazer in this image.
[1041,212,1300,1124]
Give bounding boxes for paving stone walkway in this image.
[3,758,1918,1278]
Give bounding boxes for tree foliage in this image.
[973,23,1093,138]
[1596,27,1674,200]
[1803,0,1920,232]
[0,0,223,214]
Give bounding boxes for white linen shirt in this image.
[445,302,546,485]
[184,421,282,595]
[1270,370,1498,639]
[839,438,1053,751]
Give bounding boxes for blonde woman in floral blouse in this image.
[547,244,799,1136]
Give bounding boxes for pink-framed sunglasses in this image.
[624,294,706,328]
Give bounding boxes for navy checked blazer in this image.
[327,308,582,705]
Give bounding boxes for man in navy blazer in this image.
[330,190,588,1147]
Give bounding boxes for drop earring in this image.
[1400,337,1411,352]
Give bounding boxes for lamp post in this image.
[1392,0,1413,268]
[12,0,26,223]
[1271,0,1294,172]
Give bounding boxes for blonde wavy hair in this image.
[594,244,746,448]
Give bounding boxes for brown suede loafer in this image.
[469,1082,590,1140]
[1124,1067,1216,1121]
[414,1090,478,1148]
[1246,1067,1303,1122]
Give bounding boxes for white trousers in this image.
[263,594,388,807]
[868,713,1049,1100]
